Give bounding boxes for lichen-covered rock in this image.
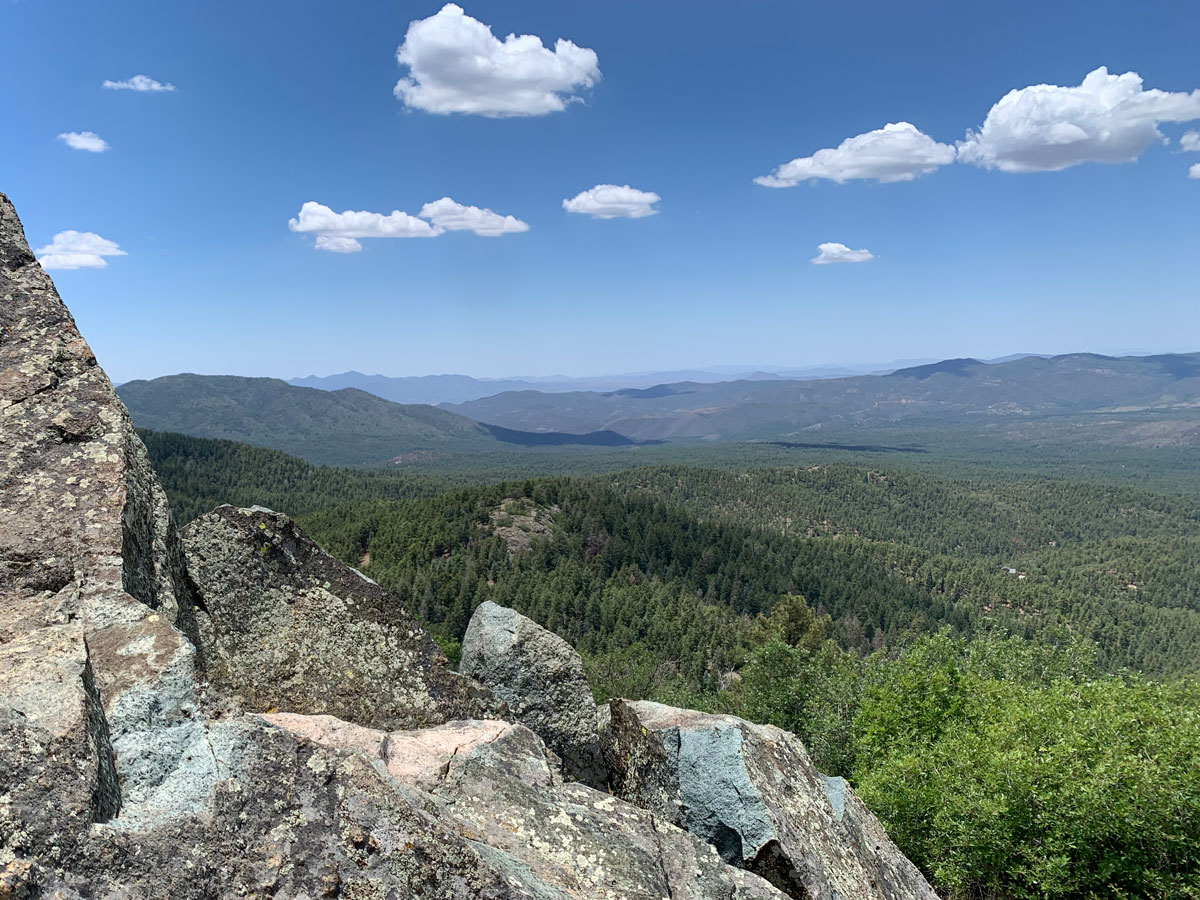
[32,715,619,899]
[182,504,504,728]
[461,601,606,787]
[267,712,790,900]
[0,190,213,843]
[601,700,939,900]
[0,190,198,641]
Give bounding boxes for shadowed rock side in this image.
[461,601,607,788]
[181,504,504,728]
[601,700,939,900]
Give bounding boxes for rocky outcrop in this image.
[600,700,939,900]
[461,601,606,787]
[265,711,790,900]
[182,504,503,728]
[1,190,933,899]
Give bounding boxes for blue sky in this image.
[3,0,1199,383]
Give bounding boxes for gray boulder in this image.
[601,700,939,900]
[182,504,505,729]
[461,601,606,787]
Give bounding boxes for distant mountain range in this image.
[443,352,1200,442]
[120,353,1200,465]
[117,375,643,466]
[285,359,986,404]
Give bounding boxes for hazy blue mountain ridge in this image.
[445,352,1200,441]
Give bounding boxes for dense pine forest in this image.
[144,429,1200,900]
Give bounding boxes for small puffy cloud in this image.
[394,4,600,117]
[290,198,528,251]
[36,231,127,270]
[289,202,443,251]
[562,184,660,219]
[57,131,109,153]
[1190,163,1200,180]
[958,67,1200,173]
[314,235,363,253]
[1182,131,1200,152]
[756,123,955,187]
[102,74,176,92]
[811,242,874,265]
[419,197,529,236]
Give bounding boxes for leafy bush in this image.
[853,633,1200,899]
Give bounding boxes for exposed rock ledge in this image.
[0,190,935,899]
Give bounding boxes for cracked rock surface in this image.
[265,712,789,900]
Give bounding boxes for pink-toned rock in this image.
[258,713,387,759]
[262,711,789,900]
[260,712,513,790]
[382,719,511,788]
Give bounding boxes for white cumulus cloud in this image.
[1190,163,1200,180]
[755,123,956,187]
[394,4,600,117]
[36,231,127,270]
[811,242,874,265]
[288,202,443,251]
[1182,131,1200,152]
[290,198,529,251]
[419,197,530,235]
[102,74,176,92]
[57,131,109,153]
[562,184,660,219]
[957,67,1200,173]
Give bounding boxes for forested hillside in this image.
[145,432,1200,678]
[120,374,496,464]
[142,428,1200,899]
[121,374,641,466]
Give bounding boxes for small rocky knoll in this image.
[0,191,934,899]
[487,497,558,554]
[182,504,503,728]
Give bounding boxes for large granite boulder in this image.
[601,700,939,900]
[181,504,503,728]
[0,190,531,897]
[461,601,606,787]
